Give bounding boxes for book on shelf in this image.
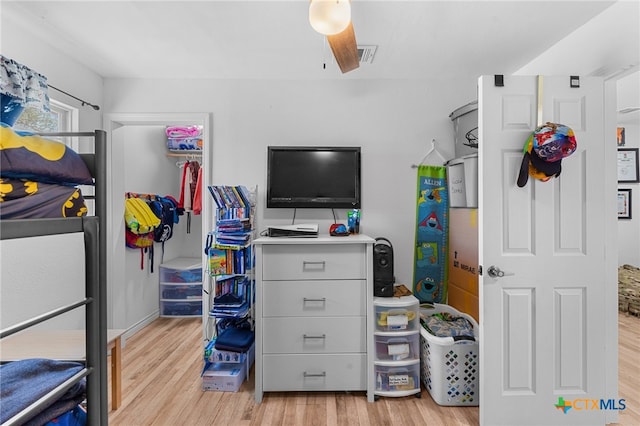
[207,185,254,218]
[208,246,250,276]
[214,276,249,304]
[209,301,250,318]
[208,186,224,209]
[208,248,227,276]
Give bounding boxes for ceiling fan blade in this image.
[327,22,359,73]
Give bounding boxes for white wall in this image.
[0,17,104,330]
[617,123,640,267]
[616,70,640,267]
[0,16,103,134]
[118,125,203,329]
[103,77,476,291]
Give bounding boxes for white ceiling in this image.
[3,0,638,82]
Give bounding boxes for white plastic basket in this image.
[419,303,479,406]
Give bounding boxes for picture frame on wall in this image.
[617,148,639,183]
[618,188,632,220]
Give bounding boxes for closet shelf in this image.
[167,150,202,157]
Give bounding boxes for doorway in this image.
[104,113,211,335]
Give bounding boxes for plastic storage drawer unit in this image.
[420,303,479,406]
[161,300,202,317]
[160,284,202,299]
[374,363,421,393]
[372,294,421,400]
[374,333,420,362]
[159,257,203,318]
[375,306,418,332]
[159,260,203,283]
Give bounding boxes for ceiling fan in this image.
[309,0,360,74]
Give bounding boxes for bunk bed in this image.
[0,130,108,425]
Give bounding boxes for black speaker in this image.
[373,237,394,297]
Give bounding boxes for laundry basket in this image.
[419,303,479,406]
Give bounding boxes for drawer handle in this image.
[303,334,326,339]
[303,297,326,303]
[303,371,326,378]
[302,260,326,268]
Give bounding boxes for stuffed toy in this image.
[517,122,577,187]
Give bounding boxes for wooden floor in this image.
[108,313,640,426]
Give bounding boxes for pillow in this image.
[0,123,94,185]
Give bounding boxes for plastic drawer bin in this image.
[374,363,420,393]
[161,300,202,317]
[160,284,202,300]
[159,258,202,283]
[419,303,479,406]
[375,306,418,332]
[374,333,420,362]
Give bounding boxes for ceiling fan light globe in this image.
[309,0,351,36]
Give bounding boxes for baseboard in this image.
[120,310,160,348]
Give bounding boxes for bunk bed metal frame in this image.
[0,130,108,426]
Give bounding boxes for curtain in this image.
[1,55,50,125]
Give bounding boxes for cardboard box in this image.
[202,363,246,392]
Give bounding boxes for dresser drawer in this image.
[263,317,365,353]
[263,280,365,317]
[263,354,366,391]
[262,244,366,280]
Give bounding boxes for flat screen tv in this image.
[267,146,361,209]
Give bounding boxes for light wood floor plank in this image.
[109,314,640,425]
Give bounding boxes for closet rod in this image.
[48,84,100,111]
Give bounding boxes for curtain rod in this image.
[48,84,100,111]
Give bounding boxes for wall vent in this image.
[357,45,377,64]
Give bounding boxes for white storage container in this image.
[462,153,478,208]
[160,283,202,300]
[449,101,478,158]
[374,333,420,362]
[419,303,479,406]
[160,300,202,317]
[374,362,421,393]
[202,362,246,392]
[159,257,202,283]
[446,153,478,208]
[159,257,203,317]
[375,305,419,332]
[446,158,467,208]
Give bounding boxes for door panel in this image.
[479,75,610,425]
[502,287,535,394]
[554,287,586,391]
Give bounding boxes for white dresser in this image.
[254,234,375,403]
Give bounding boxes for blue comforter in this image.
[0,358,86,425]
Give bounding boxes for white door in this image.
[478,75,616,425]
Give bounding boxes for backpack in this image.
[149,196,178,243]
[124,197,161,235]
[148,196,180,264]
[124,196,161,270]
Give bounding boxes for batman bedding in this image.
[0,123,93,219]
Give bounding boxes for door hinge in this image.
[570,75,580,88]
[478,265,483,276]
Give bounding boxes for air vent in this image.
[357,45,377,64]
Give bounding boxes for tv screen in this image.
[267,146,361,209]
